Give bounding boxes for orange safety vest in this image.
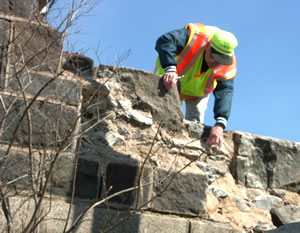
[155,23,237,99]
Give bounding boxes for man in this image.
[155,23,238,146]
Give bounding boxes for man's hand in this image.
[206,125,224,147]
[163,72,178,90]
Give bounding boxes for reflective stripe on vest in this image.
[204,56,237,94]
[176,24,208,76]
[204,64,224,94]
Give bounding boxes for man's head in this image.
[208,30,238,66]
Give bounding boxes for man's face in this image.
[205,43,220,68]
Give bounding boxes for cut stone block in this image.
[104,162,153,209]
[0,0,39,19]
[62,52,94,79]
[271,204,300,226]
[151,168,208,216]
[74,158,100,199]
[11,21,62,72]
[233,133,300,190]
[190,220,242,233]
[0,197,190,233]
[0,19,10,88]
[6,69,81,106]
[0,95,79,150]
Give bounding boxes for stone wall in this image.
[0,3,300,233]
[0,3,82,232]
[67,65,300,233]
[0,0,40,19]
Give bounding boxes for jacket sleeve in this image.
[213,79,234,128]
[155,28,190,69]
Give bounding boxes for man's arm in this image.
[155,28,189,71]
[155,28,189,89]
[213,79,234,129]
[206,79,234,146]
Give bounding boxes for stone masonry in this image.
[0,1,300,233]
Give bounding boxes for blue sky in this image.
[56,0,300,142]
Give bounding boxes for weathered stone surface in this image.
[74,158,100,199]
[209,186,229,198]
[190,220,242,233]
[253,223,276,233]
[104,162,153,209]
[0,147,76,196]
[82,79,111,98]
[254,194,283,210]
[196,161,225,178]
[151,169,208,216]
[187,122,211,140]
[206,156,228,175]
[2,33,300,233]
[0,197,191,233]
[11,22,62,72]
[232,198,251,212]
[98,65,184,132]
[172,137,204,150]
[0,147,32,189]
[271,204,300,225]
[233,132,300,190]
[6,69,81,106]
[80,209,190,233]
[62,53,94,79]
[0,95,79,150]
[105,162,139,205]
[49,153,76,196]
[0,19,10,88]
[136,213,190,233]
[266,222,300,233]
[129,109,153,126]
[269,189,286,198]
[105,131,125,146]
[0,0,39,19]
[246,188,266,202]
